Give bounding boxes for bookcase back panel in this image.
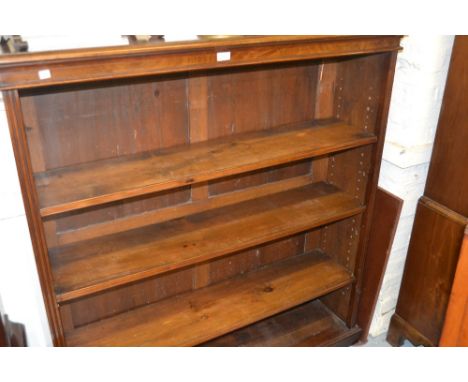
[52,187,191,235]
[206,63,318,138]
[21,61,319,169]
[208,162,312,196]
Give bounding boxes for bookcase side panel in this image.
[319,52,397,324]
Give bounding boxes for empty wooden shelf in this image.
[36,120,375,217]
[0,35,402,346]
[66,251,352,346]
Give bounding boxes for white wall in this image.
[370,35,455,336]
[0,35,456,345]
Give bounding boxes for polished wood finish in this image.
[1,36,401,346]
[388,198,466,346]
[0,36,401,90]
[388,36,468,347]
[52,182,363,302]
[440,227,468,346]
[59,233,311,333]
[202,300,361,347]
[36,120,374,217]
[424,37,468,217]
[66,251,352,346]
[357,187,402,340]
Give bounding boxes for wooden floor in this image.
[51,182,364,302]
[65,251,353,346]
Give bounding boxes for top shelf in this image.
[0,35,402,90]
[35,120,376,217]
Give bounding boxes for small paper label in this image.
[38,69,51,80]
[216,51,231,62]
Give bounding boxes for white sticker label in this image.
[217,51,231,62]
[38,69,51,80]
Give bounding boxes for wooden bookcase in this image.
[0,36,402,346]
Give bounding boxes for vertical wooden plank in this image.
[3,90,64,346]
[188,75,211,289]
[424,36,468,217]
[315,62,337,118]
[188,75,210,201]
[304,227,322,252]
[311,61,337,182]
[357,187,402,341]
[440,226,468,346]
[306,61,338,251]
[59,304,75,334]
[43,220,59,248]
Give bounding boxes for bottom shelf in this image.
[202,300,362,347]
[66,250,353,346]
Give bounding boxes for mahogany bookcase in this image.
[0,36,401,346]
